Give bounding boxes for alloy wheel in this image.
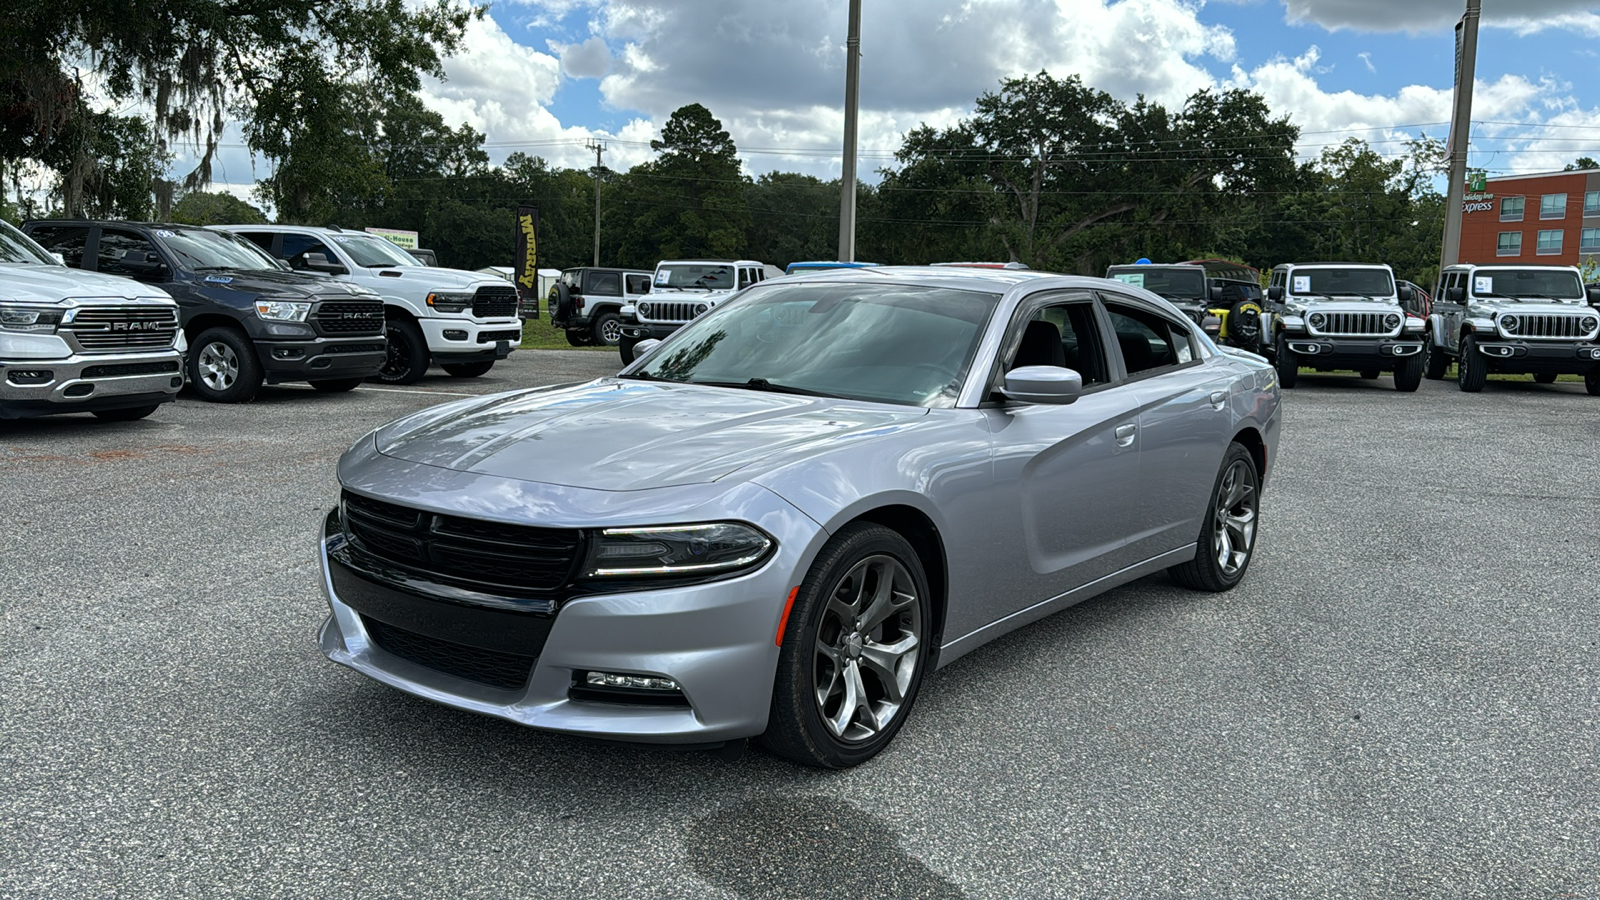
[812,554,922,743]
[197,341,239,392]
[1213,459,1258,576]
[599,318,624,344]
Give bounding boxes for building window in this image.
[1586,191,1600,217]
[1500,197,1525,221]
[1536,229,1563,255]
[1497,232,1522,256]
[1581,227,1600,255]
[1540,193,1568,219]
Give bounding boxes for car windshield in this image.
[1107,267,1206,300]
[160,228,282,271]
[655,263,734,291]
[1472,269,1584,300]
[1289,268,1395,298]
[626,282,1001,408]
[336,234,419,268]
[0,219,59,265]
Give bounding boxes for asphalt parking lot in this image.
[3,353,1597,899]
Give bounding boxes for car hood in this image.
[374,378,930,491]
[1471,299,1593,315]
[0,264,174,304]
[194,269,377,299]
[365,264,499,290]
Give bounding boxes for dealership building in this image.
[1457,168,1600,266]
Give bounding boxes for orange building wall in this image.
[1458,170,1600,267]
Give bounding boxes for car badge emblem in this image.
[204,275,234,284]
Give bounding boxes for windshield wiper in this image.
[690,378,832,397]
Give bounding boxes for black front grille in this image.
[476,329,520,343]
[64,306,179,351]
[363,615,535,690]
[341,492,584,594]
[325,342,385,354]
[313,300,385,335]
[472,286,519,318]
[81,360,181,379]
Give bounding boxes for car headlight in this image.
[695,303,709,316]
[426,291,473,313]
[584,523,774,578]
[1499,315,1518,334]
[255,299,311,322]
[1384,314,1401,330]
[0,305,64,333]
[1582,316,1599,333]
[638,301,653,317]
[1308,312,1326,330]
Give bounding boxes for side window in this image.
[624,274,652,295]
[738,267,754,289]
[26,225,91,268]
[1009,301,1109,386]
[584,271,622,296]
[280,234,338,270]
[1103,301,1192,375]
[237,232,275,254]
[96,228,161,277]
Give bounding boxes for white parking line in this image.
[358,386,482,398]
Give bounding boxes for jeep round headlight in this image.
[1308,312,1326,330]
[1582,316,1599,333]
[0,305,64,333]
[1499,315,1518,333]
[584,523,773,578]
[1384,314,1401,330]
[254,299,311,322]
[695,303,709,316]
[638,301,652,317]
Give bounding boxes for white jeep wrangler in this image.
[1427,264,1600,395]
[616,259,780,363]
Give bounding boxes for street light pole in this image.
[585,139,607,266]
[837,0,862,263]
[1439,0,1480,276]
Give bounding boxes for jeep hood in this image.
[373,378,929,491]
[0,264,175,305]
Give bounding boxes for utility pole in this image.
[1439,0,1480,276]
[585,139,607,266]
[837,0,863,262]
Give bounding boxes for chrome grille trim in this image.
[61,306,179,353]
[1307,311,1399,337]
[636,300,705,324]
[1496,313,1599,341]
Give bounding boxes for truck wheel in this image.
[92,404,160,422]
[1533,372,1558,384]
[1273,334,1298,388]
[1358,368,1380,380]
[188,327,263,403]
[1457,335,1487,393]
[1586,369,1600,396]
[1227,301,1263,352]
[373,319,429,385]
[1169,442,1260,592]
[591,312,624,347]
[1393,352,1424,392]
[618,336,639,365]
[442,361,494,378]
[564,329,594,347]
[310,378,363,392]
[1423,341,1449,380]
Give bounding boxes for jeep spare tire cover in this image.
[552,283,574,320]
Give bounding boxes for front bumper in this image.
[315,485,826,744]
[1471,340,1600,375]
[257,337,386,383]
[1282,335,1423,369]
[0,349,183,419]
[619,322,682,341]
[419,317,522,358]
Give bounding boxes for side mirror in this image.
[303,252,348,275]
[1399,285,1415,304]
[633,338,663,359]
[1446,286,1465,304]
[1586,284,1600,306]
[50,251,65,266]
[999,366,1082,405]
[119,249,165,274]
[1267,285,1284,302]
[1209,284,1224,303]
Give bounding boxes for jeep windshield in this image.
[1290,268,1395,298]
[624,282,999,408]
[337,234,420,268]
[654,263,734,291]
[0,220,57,265]
[1472,269,1584,300]
[159,228,284,271]
[1107,267,1206,301]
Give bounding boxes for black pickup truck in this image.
[25,220,386,402]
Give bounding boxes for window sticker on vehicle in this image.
[1113,273,1144,287]
[333,236,350,243]
[1293,276,1311,293]
[655,270,670,285]
[1475,276,1493,294]
[155,229,175,238]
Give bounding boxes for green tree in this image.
[171,191,269,226]
[612,104,751,265]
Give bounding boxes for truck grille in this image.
[476,329,520,344]
[63,307,178,352]
[636,300,706,324]
[341,491,584,594]
[313,300,385,335]
[80,360,181,379]
[1498,313,1599,340]
[1310,312,1396,337]
[325,342,385,355]
[361,615,536,691]
[472,286,519,318]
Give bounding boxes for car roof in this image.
[773,264,1069,291]
[1106,262,1205,270]
[25,219,204,231]
[1275,261,1392,268]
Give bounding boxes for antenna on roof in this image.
[326,224,342,232]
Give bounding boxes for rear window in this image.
[1107,267,1206,300]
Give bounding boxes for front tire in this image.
[618,336,639,365]
[1274,333,1299,388]
[1457,335,1487,393]
[1169,442,1260,592]
[1423,340,1449,380]
[441,361,494,378]
[1393,352,1424,392]
[1586,369,1600,396]
[760,523,932,769]
[1359,368,1380,380]
[187,327,263,403]
[1533,372,1558,384]
[373,319,429,385]
[92,404,159,422]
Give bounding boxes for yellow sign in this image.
[517,214,538,289]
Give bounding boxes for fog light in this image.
[64,383,94,397]
[442,329,468,340]
[271,348,304,360]
[1590,348,1600,360]
[170,376,184,388]
[586,671,680,692]
[6,369,53,385]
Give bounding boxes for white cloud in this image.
[1358,51,1375,73]
[1279,0,1600,34]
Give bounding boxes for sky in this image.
[194,0,1600,198]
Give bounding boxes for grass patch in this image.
[519,297,611,351]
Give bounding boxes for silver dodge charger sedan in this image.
[317,267,1281,767]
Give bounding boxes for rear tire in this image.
[1227,301,1263,353]
[1457,335,1487,393]
[1533,372,1558,384]
[373,319,429,385]
[441,361,494,378]
[310,378,363,392]
[1393,353,1424,392]
[187,327,263,403]
[760,523,932,769]
[1423,340,1449,380]
[92,404,159,421]
[1169,442,1260,593]
[1274,333,1299,388]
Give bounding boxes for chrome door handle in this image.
[1114,423,1137,447]
[1209,390,1227,411]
